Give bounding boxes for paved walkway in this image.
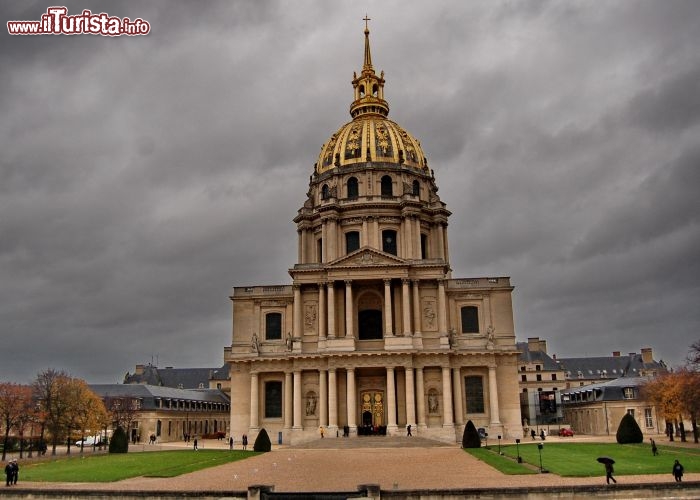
[16,436,700,493]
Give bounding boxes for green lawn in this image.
[21,450,257,482]
[467,442,700,477]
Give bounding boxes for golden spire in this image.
[363,14,373,71]
[350,17,389,119]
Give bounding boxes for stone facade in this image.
[224,26,521,444]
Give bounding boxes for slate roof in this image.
[123,363,229,389]
[561,375,651,402]
[90,384,230,411]
[556,353,665,381]
[516,342,561,370]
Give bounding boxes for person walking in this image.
[193,437,198,450]
[673,460,684,482]
[242,434,248,450]
[406,424,412,436]
[540,429,546,441]
[650,438,658,456]
[605,462,617,484]
[229,436,234,450]
[530,429,536,440]
[4,461,12,487]
[319,426,325,438]
[10,461,18,486]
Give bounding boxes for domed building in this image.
[224,24,521,444]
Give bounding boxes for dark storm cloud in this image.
[1,1,698,383]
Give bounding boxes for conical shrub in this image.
[253,428,272,452]
[462,420,481,448]
[616,413,644,444]
[109,426,129,453]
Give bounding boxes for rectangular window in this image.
[551,374,557,381]
[521,375,527,382]
[420,234,428,259]
[264,381,283,418]
[644,408,653,428]
[345,231,360,254]
[460,306,479,333]
[265,312,282,340]
[536,374,542,381]
[464,376,485,413]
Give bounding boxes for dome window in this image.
[347,177,359,198]
[412,180,420,197]
[380,175,393,197]
[345,231,360,254]
[382,230,397,255]
[372,84,378,96]
[321,184,330,200]
[359,84,365,97]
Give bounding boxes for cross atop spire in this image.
[363,14,371,32]
[350,18,389,119]
[362,15,373,71]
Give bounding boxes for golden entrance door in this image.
[360,391,384,427]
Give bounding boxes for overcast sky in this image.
[1,1,698,384]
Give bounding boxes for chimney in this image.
[612,351,620,357]
[528,337,543,352]
[641,347,653,364]
[135,364,144,375]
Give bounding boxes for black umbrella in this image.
[597,457,615,465]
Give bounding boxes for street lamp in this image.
[537,443,548,473]
[497,435,502,455]
[515,438,521,463]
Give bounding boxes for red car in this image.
[559,428,575,437]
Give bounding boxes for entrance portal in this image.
[359,391,386,435]
[358,310,382,339]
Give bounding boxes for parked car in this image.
[75,435,103,447]
[559,428,574,437]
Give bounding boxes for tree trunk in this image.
[692,415,698,444]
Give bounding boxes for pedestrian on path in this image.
[673,460,684,482]
[193,437,198,450]
[406,424,412,436]
[650,438,658,456]
[229,436,234,450]
[4,461,12,487]
[10,460,17,485]
[605,462,617,484]
[242,434,248,450]
[319,426,325,438]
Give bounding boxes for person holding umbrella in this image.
[597,457,617,484]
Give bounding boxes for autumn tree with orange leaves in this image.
[0,382,35,461]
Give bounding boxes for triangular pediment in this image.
[328,247,406,268]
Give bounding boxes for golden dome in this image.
[315,24,428,175]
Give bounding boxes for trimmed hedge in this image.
[462,420,481,448]
[253,428,271,452]
[109,426,129,453]
[616,413,644,444]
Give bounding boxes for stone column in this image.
[345,280,354,338]
[437,279,447,334]
[386,367,397,431]
[346,368,357,429]
[441,366,454,427]
[318,283,326,340]
[437,223,445,260]
[443,225,450,263]
[327,282,336,338]
[412,280,422,337]
[321,220,328,263]
[293,285,302,339]
[402,279,411,336]
[319,369,328,428]
[452,367,464,426]
[488,365,501,424]
[405,368,416,429]
[297,229,303,263]
[372,217,379,250]
[293,370,302,430]
[284,372,293,431]
[362,218,368,247]
[329,217,338,261]
[404,216,413,259]
[414,217,421,258]
[384,279,393,336]
[328,368,338,429]
[416,367,426,429]
[250,373,259,431]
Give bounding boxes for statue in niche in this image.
[447,328,456,348]
[251,333,259,353]
[428,391,439,414]
[286,332,293,351]
[485,324,495,350]
[305,393,317,416]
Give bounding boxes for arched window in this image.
[347,177,359,198]
[420,234,428,259]
[381,175,393,197]
[321,184,330,200]
[265,312,282,340]
[461,306,479,333]
[317,238,323,263]
[345,231,360,254]
[412,180,420,197]
[382,230,397,255]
